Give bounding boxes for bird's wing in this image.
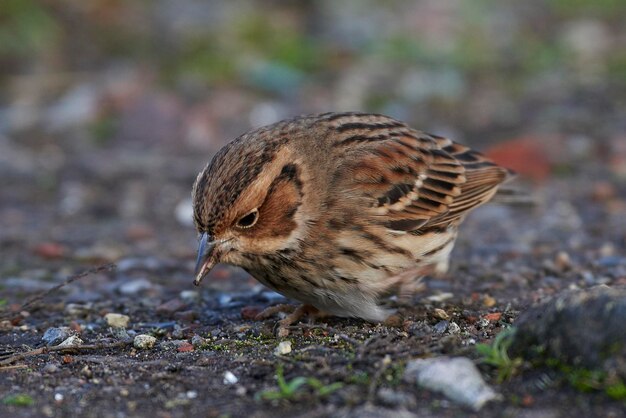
[327,117,511,233]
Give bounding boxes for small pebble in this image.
[64,303,91,316]
[433,320,449,334]
[186,390,198,399]
[476,318,490,329]
[159,339,190,350]
[448,322,461,334]
[483,295,496,307]
[432,308,450,320]
[172,325,185,339]
[406,321,432,337]
[177,342,194,352]
[180,290,199,300]
[426,292,454,302]
[274,340,292,355]
[223,371,238,385]
[57,335,83,348]
[119,278,153,295]
[218,294,233,306]
[42,363,59,373]
[134,334,157,349]
[42,327,71,346]
[81,365,93,378]
[191,335,206,348]
[554,251,572,271]
[104,313,130,328]
[54,393,64,402]
[599,242,615,257]
[110,327,131,341]
[483,312,502,322]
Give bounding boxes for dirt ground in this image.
[1,130,625,417]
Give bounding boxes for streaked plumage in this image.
[192,112,512,329]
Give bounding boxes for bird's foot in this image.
[255,304,319,337]
[254,303,296,320]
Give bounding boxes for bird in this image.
[192,112,513,336]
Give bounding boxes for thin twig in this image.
[0,264,117,321]
[0,364,29,371]
[0,340,131,366]
[21,263,116,311]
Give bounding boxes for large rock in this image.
[513,285,626,378]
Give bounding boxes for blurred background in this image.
[1,0,625,279]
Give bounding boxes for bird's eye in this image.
[236,209,259,229]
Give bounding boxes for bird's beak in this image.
[193,232,218,286]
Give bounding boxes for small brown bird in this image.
[192,112,512,335]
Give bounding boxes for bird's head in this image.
[191,127,310,286]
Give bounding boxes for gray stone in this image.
[404,356,499,411]
[191,335,206,348]
[118,278,153,295]
[42,363,59,373]
[433,320,449,334]
[512,285,626,378]
[110,327,131,341]
[159,339,189,350]
[42,327,71,346]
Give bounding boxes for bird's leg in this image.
[254,303,296,320]
[254,303,320,337]
[276,304,319,337]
